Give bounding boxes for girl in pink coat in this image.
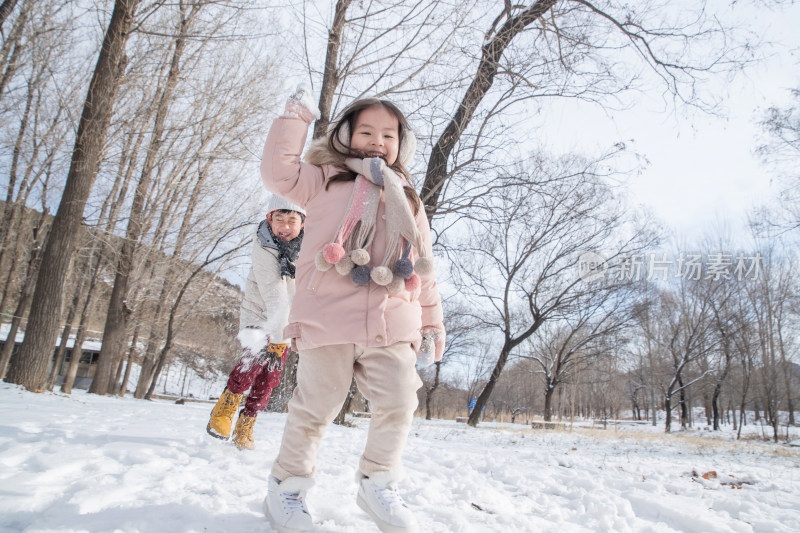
[260,86,445,533]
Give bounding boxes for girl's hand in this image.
[283,84,320,123]
[415,332,435,370]
[418,326,446,368]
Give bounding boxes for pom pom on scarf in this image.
[351,265,371,286]
[405,273,421,292]
[414,257,434,278]
[371,265,393,286]
[351,248,370,266]
[386,275,405,294]
[315,250,334,271]
[335,254,355,276]
[394,258,414,279]
[323,242,345,264]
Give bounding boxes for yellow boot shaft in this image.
[207,389,243,439]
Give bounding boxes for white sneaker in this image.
[356,471,419,533]
[264,475,314,532]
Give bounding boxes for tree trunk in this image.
[664,392,673,433]
[0,0,27,100]
[543,384,555,422]
[333,377,358,425]
[60,277,100,394]
[109,348,125,394]
[312,0,352,140]
[468,341,516,427]
[47,262,90,389]
[0,53,35,311]
[711,383,722,431]
[424,361,441,420]
[91,7,190,395]
[0,0,19,30]
[269,349,298,412]
[143,235,244,399]
[0,217,49,379]
[678,377,689,429]
[117,325,138,396]
[5,0,141,391]
[421,0,557,221]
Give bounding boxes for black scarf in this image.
[258,219,303,279]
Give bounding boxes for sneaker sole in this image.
[263,495,313,533]
[356,493,419,533]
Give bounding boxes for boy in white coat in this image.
[206,195,304,449]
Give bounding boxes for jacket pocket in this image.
[305,268,327,294]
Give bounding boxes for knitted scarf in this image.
[257,219,303,279]
[314,157,434,292]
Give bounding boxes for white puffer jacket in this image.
[238,220,296,350]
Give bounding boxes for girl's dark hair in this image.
[324,98,421,215]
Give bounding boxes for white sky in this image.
[541,2,800,246]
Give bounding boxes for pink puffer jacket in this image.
[260,116,444,358]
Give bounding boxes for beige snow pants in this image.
[271,342,422,480]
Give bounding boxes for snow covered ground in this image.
[1,383,798,533]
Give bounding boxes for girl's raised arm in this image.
[260,86,324,207]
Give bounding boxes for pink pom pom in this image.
[405,273,421,292]
[323,243,345,264]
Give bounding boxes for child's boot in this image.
[356,470,419,533]
[232,412,257,450]
[263,475,314,532]
[206,388,243,439]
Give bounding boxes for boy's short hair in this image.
[270,208,305,222]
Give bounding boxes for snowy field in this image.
[0,383,798,533]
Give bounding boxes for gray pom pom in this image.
[394,258,414,279]
[351,248,370,266]
[351,265,371,286]
[414,257,434,278]
[315,250,334,271]
[371,265,393,286]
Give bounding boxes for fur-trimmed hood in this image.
[303,136,344,168]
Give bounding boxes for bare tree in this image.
[0,1,88,317]
[144,225,249,400]
[745,238,796,441]
[652,278,717,433]
[421,299,474,420]
[755,87,800,233]
[419,0,754,222]
[90,2,201,395]
[443,151,652,427]
[525,290,634,422]
[5,0,142,391]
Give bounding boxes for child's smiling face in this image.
[268,210,304,241]
[350,106,400,166]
